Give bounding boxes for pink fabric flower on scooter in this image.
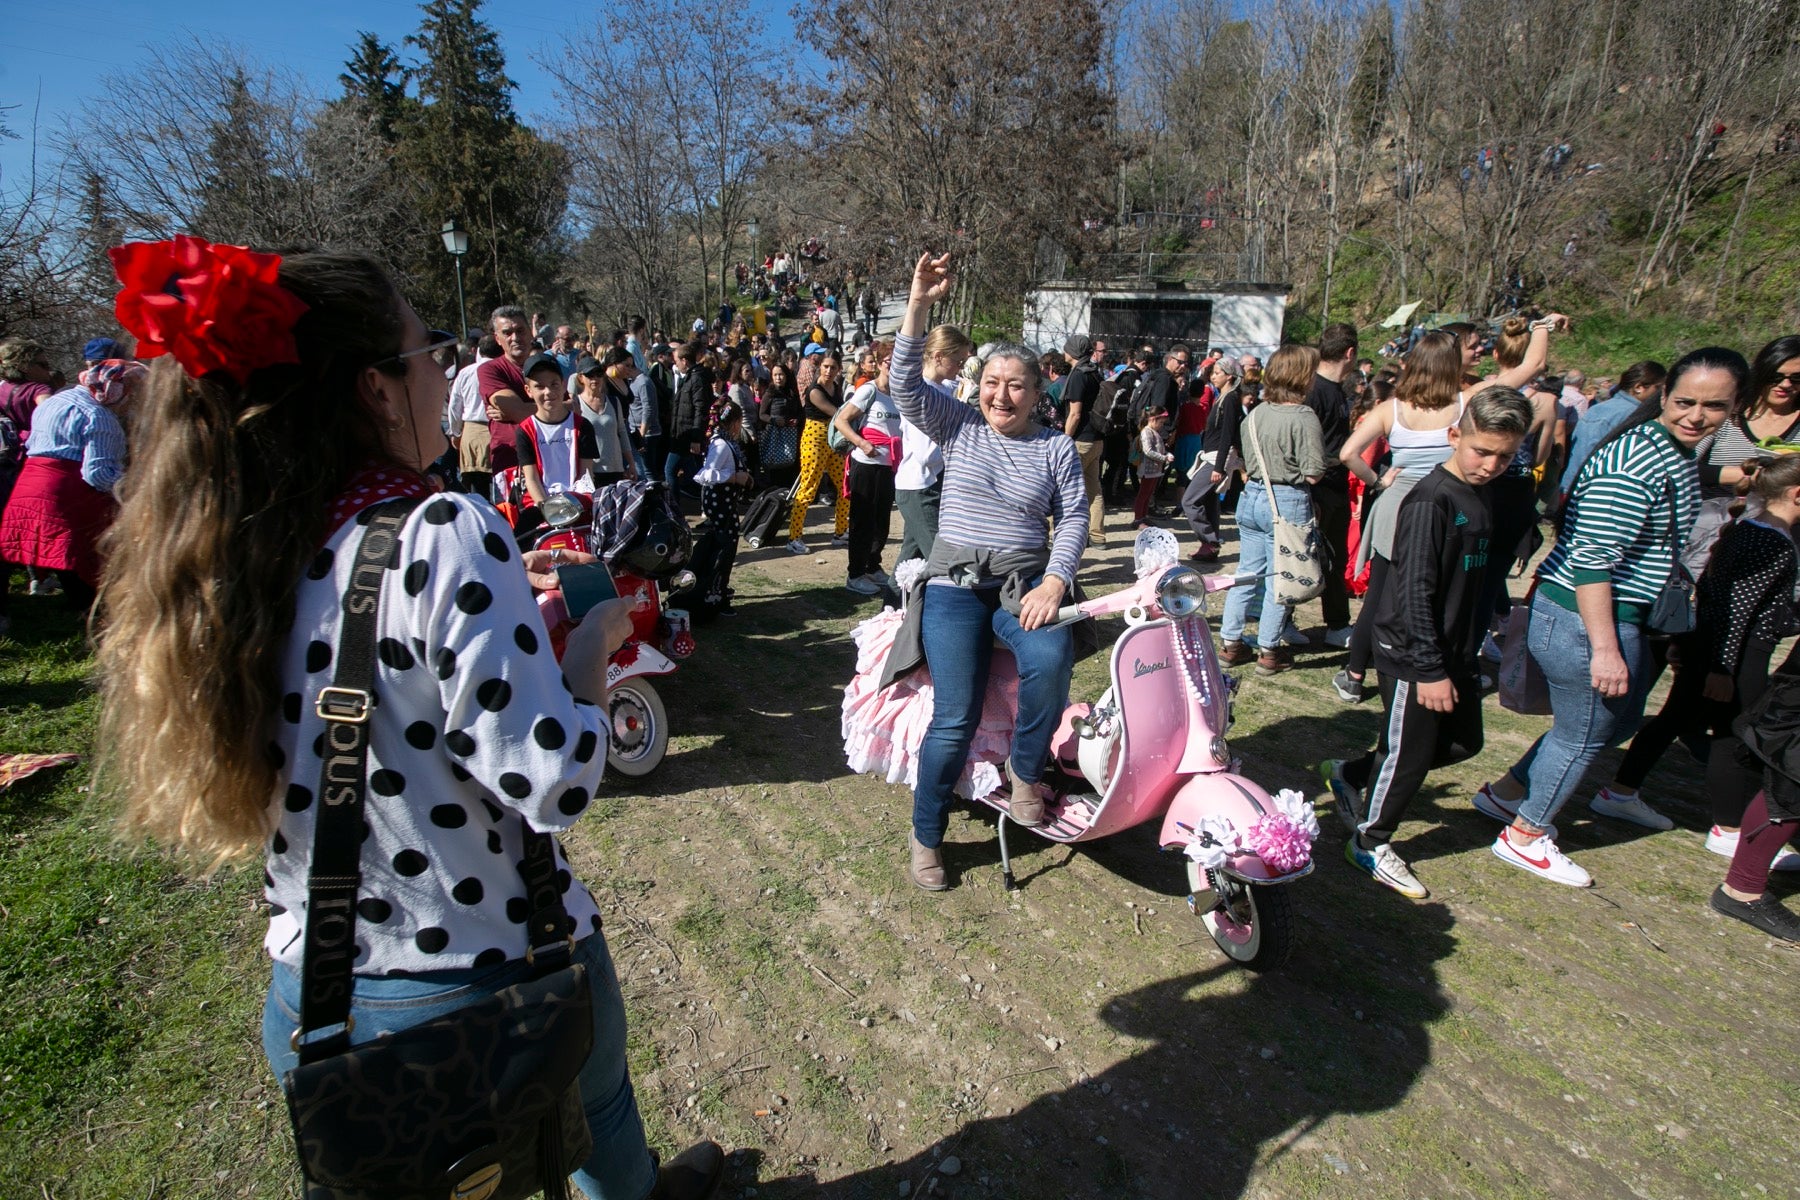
[1245,789,1320,874]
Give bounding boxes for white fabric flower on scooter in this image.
[1181,814,1244,870]
[1270,788,1320,841]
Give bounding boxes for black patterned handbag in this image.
[282,498,594,1200]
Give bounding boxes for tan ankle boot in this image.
[909,834,948,890]
[1006,761,1050,828]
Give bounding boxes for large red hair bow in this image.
[108,235,309,386]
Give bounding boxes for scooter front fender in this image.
[1158,772,1297,882]
[607,641,677,687]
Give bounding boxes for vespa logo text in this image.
[1133,657,1171,678]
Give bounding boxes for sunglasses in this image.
[1772,371,1800,388]
[383,331,458,366]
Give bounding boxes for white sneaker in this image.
[1323,626,1353,649]
[1275,623,1310,647]
[29,575,61,597]
[1492,831,1592,887]
[1590,787,1674,831]
[845,576,881,595]
[863,569,892,589]
[831,533,850,547]
[1471,784,1557,840]
[1707,825,1800,871]
[786,538,808,555]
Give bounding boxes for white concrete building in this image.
[1023,281,1289,360]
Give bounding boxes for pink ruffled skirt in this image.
[840,606,1019,800]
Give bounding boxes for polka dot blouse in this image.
[263,493,609,975]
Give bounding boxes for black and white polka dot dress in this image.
[698,435,746,540]
[263,493,610,975]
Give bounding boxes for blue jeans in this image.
[1220,483,1312,649]
[263,933,657,1200]
[1506,591,1655,829]
[912,581,1074,848]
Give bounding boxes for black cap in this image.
[522,352,563,380]
[574,354,604,376]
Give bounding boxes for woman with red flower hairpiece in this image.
[93,241,724,1200]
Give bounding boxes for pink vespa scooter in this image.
[986,528,1318,970]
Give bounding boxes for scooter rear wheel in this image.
[606,679,670,777]
[1188,862,1293,971]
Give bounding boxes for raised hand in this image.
[909,252,954,309]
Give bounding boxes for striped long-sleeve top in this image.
[890,332,1087,588]
[1538,420,1699,620]
[24,386,128,493]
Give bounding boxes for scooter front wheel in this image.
[1187,861,1293,971]
[606,678,670,777]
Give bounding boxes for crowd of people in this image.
[2,231,1797,1197]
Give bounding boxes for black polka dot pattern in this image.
[429,804,467,828]
[378,638,415,671]
[476,679,512,712]
[422,498,459,525]
[456,582,494,614]
[263,495,608,974]
[358,898,393,923]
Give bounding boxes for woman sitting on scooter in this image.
[888,251,1088,891]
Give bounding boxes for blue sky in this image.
[0,0,790,194]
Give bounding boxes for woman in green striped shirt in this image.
[1475,348,1745,888]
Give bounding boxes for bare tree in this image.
[540,38,685,326]
[59,39,420,263]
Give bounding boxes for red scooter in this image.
[530,489,695,777]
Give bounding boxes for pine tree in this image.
[340,32,410,140]
[393,0,565,322]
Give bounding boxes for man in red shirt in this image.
[470,305,535,497]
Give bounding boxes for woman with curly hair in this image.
[94,236,721,1199]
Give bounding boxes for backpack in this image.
[826,402,866,455]
[1088,377,1124,437]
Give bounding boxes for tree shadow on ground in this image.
[748,895,1458,1199]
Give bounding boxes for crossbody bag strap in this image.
[295,497,422,1064]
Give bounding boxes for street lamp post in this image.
[747,219,759,273]
[441,218,470,340]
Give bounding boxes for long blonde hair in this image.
[96,250,408,862]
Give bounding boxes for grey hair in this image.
[490,304,527,329]
[980,342,1043,388]
[1463,385,1533,435]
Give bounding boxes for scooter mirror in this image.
[1156,566,1207,619]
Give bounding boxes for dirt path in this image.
[568,498,1800,1200]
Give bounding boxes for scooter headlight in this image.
[1156,566,1207,619]
[669,569,698,593]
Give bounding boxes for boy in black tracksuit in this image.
[1323,388,1533,898]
